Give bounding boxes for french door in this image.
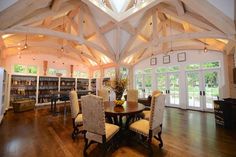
[157,73,180,107]
[135,74,152,98]
[186,69,219,111]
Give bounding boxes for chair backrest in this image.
[98,89,109,102]
[81,95,106,136]
[149,93,166,131]
[69,91,80,119]
[127,89,138,102]
[151,90,162,106]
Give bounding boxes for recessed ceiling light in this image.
[38,34,44,38]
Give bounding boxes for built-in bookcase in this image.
[38,76,59,104]
[60,78,76,92]
[10,75,37,105]
[77,78,89,91]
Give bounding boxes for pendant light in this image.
[60,16,65,52]
[169,16,173,53]
[23,34,28,49]
[204,39,208,53]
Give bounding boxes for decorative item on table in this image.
[114,100,125,106]
[110,72,128,100]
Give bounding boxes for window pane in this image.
[48,68,57,76]
[14,64,26,73]
[104,68,115,78]
[27,66,37,74]
[120,67,128,78]
[93,70,101,78]
[144,68,152,74]
[186,64,200,71]
[80,72,88,78]
[57,69,67,77]
[156,67,168,73]
[202,61,220,69]
[169,66,179,72]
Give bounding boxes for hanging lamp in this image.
[169,16,173,53]
[204,39,208,53]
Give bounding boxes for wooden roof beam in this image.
[100,21,116,34]
[0,0,52,30]
[182,0,235,35]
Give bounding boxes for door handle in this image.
[203,91,205,96]
[168,90,170,94]
[200,91,202,96]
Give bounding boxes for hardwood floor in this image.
[0,106,236,157]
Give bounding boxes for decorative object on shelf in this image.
[110,73,128,100]
[150,57,157,65]
[177,52,186,62]
[43,60,48,76]
[56,73,62,77]
[163,55,170,64]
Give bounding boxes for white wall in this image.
[133,50,227,109]
[4,53,89,77]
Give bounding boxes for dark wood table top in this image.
[104,101,145,116]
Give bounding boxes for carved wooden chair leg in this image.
[147,131,153,156]
[83,138,89,156]
[102,143,107,157]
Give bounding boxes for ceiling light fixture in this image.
[23,34,28,49]
[204,39,208,53]
[169,16,173,53]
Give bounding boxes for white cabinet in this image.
[0,68,8,123]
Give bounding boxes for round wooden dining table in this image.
[104,101,145,127]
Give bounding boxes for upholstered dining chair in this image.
[143,90,162,120]
[127,89,138,102]
[69,90,83,140]
[98,89,109,102]
[81,95,120,156]
[129,93,166,154]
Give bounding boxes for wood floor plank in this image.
[0,107,236,157]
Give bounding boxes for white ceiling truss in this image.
[0,0,235,67]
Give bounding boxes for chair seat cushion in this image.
[105,123,119,141]
[130,119,150,136]
[130,119,162,136]
[75,114,83,125]
[86,123,119,143]
[143,110,150,120]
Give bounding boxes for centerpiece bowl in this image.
[114,100,125,106]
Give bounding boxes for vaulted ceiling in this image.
[0,0,235,67]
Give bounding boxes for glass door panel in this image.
[157,74,167,93]
[203,71,219,109]
[186,72,201,108]
[135,74,143,98]
[169,73,180,105]
[144,74,152,97]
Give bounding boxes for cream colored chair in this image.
[98,89,109,102]
[127,89,138,102]
[69,91,83,140]
[143,90,162,120]
[129,93,166,153]
[81,95,120,156]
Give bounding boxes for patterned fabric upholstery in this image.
[98,89,109,102]
[130,94,165,137]
[127,89,138,102]
[143,90,162,120]
[69,91,80,119]
[81,95,119,143]
[149,94,166,134]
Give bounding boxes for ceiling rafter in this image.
[120,9,153,61]
[0,0,52,30]
[82,4,116,61]
[182,0,235,35]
